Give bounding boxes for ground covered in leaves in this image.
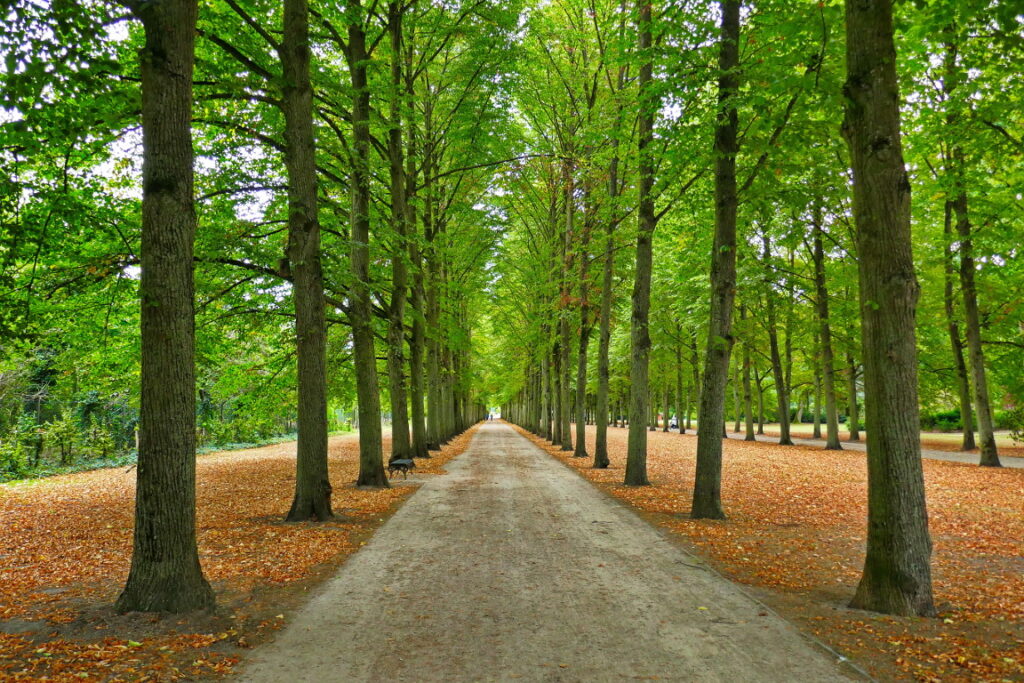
[520,423,1024,682]
[0,427,478,681]
[753,422,1024,459]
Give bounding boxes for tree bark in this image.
[282,0,332,519]
[574,178,593,458]
[732,365,741,433]
[593,158,617,467]
[662,382,670,433]
[846,352,860,441]
[842,0,935,616]
[406,87,429,459]
[762,234,793,446]
[117,0,215,613]
[348,4,388,487]
[692,0,739,519]
[741,307,755,441]
[942,202,975,451]
[624,0,656,486]
[385,1,411,464]
[812,206,842,450]
[812,350,822,439]
[943,39,999,467]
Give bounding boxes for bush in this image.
[0,439,28,479]
[1001,407,1024,444]
[43,415,81,465]
[921,409,962,432]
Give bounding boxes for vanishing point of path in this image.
[242,423,856,682]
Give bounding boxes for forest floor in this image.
[723,430,1024,469]
[741,423,1024,459]
[240,422,854,682]
[0,427,479,681]
[522,423,1024,682]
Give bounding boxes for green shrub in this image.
[1002,407,1024,444]
[0,439,28,478]
[921,409,962,431]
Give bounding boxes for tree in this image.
[282,0,333,521]
[842,0,935,617]
[690,0,739,518]
[347,0,388,488]
[116,0,215,613]
[623,0,656,487]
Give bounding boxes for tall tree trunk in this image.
[348,5,387,487]
[385,2,411,464]
[732,366,741,433]
[692,0,739,519]
[575,178,593,458]
[593,162,616,467]
[283,0,332,520]
[541,334,552,440]
[812,206,842,450]
[406,113,429,458]
[675,339,685,435]
[763,234,793,446]
[754,369,765,434]
[846,352,860,441]
[624,0,656,486]
[423,104,442,452]
[662,383,670,433]
[953,169,1000,467]
[741,308,755,441]
[117,0,215,613]
[843,0,935,616]
[688,331,700,431]
[552,338,562,445]
[812,351,823,439]
[944,39,999,467]
[942,202,975,451]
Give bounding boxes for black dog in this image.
[387,458,416,479]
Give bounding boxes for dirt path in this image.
[240,423,855,682]
[723,431,1024,468]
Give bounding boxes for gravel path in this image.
[241,423,856,682]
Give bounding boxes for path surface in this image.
[241,423,854,682]
[722,430,1024,468]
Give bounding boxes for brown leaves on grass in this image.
[518,424,1024,682]
[0,426,478,680]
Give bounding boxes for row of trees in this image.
[3,0,1021,620]
[495,0,1022,619]
[3,0,509,611]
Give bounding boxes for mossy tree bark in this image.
[843,0,935,617]
[116,0,215,613]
